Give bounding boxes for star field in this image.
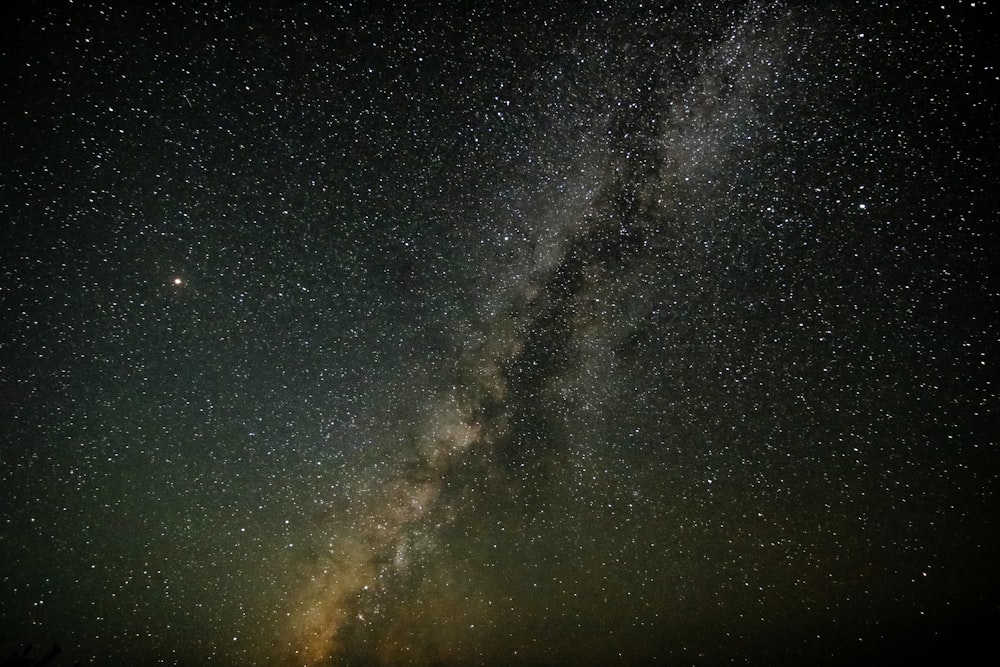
[1,1,998,666]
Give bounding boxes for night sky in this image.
[2,1,998,665]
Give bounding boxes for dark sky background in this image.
[1,1,998,665]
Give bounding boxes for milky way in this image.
[280,4,998,664]
[1,1,997,666]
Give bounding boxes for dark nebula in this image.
[1,1,998,666]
